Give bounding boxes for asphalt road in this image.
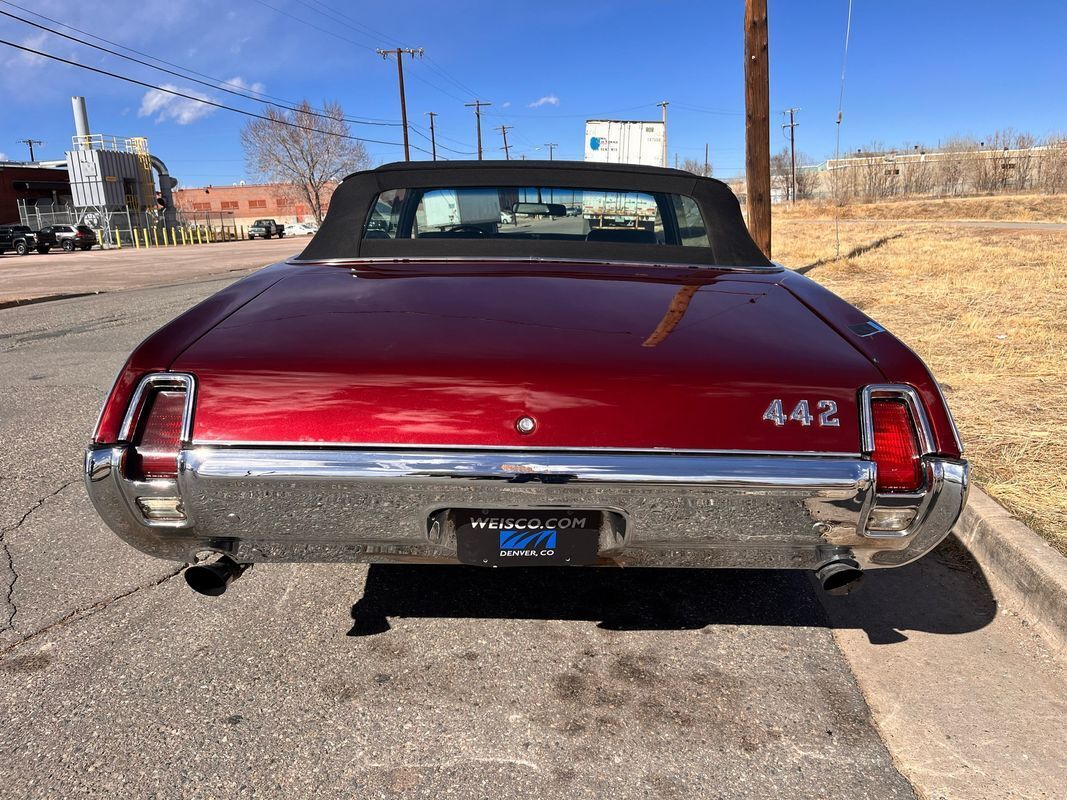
[0,272,1063,799]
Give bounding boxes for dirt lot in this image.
[775,193,1067,223]
[774,201,1067,554]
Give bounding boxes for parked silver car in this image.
[37,225,98,252]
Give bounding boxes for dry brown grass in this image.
[773,215,1067,554]
[776,194,1067,223]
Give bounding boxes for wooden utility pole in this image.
[496,125,513,160]
[744,0,771,257]
[465,100,491,159]
[376,48,423,161]
[782,107,800,203]
[657,101,669,168]
[425,112,438,161]
[704,143,710,176]
[544,143,558,160]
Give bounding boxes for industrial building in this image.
[172,182,327,231]
[10,96,196,245]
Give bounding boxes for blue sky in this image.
[1,0,1064,187]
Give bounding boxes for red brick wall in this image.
[0,165,71,225]
[172,182,336,227]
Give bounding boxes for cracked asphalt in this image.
[0,267,1063,799]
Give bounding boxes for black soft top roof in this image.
[296,160,772,268]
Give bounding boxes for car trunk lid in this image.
[171,261,882,452]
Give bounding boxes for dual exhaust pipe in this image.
[184,554,864,597]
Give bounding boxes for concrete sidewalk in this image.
[0,236,301,305]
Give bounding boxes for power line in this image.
[0,8,405,130]
[0,0,403,127]
[0,38,427,153]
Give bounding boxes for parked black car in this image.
[37,224,97,252]
[0,224,42,255]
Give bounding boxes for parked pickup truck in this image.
[0,224,40,255]
[248,219,285,239]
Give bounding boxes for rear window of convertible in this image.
[364,186,710,248]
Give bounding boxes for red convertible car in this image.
[85,161,967,597]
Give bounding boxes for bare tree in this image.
[681,157,712,177]
[770,148,792,200]
[1038,134,1067,194]
[793,155,820,200]
[241,101,369,224]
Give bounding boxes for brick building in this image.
[0,162,72,224]
[172,182,334,229]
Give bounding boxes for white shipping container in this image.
[584,120,665,168]
[415,188,502,231]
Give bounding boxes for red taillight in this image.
[126,390,185,480]
[871,399,923,492]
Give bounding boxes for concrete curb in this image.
[954,486,1067,657]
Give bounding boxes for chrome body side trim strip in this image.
[286,255,783,274]
[188,440,863,458]
[85,445,967,571]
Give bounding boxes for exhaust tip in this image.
[816,558,864,596]
[184,555,247,596]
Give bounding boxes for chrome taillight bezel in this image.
[859,384,935,459]
[118,372,196,445]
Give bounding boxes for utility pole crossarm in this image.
[782,107,800,204]
[464,100,491,160]
[377,47,424,161]
[425,112,438,161]
[496,125,513,160]
[17,138,44,161]
[544,143,558,160]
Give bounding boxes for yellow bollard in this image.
[152,228,159,248]
[179,228,186,246]
[132,230,139,249]
[115,231,122,249]
[168,228,175,246]
[142,229,149,248]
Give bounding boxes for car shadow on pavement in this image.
[348,534,997,642]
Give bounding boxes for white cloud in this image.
[528,95,559,108]
[501,101,511,108]
[225,76,267,97]
[4,32,50,68]
[0,152,8,162]
[138,84,216,125]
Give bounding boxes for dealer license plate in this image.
[453,509,601,567]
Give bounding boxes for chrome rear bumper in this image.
[84,446,968,570]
